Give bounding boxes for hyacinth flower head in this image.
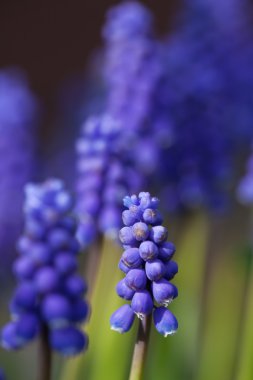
[1,179,89,359]
[76,113,142,248]
[110,192,178,337]
[157,2,233,214]
[0,68,39,268]
[101,1,173,176]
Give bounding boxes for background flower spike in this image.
[110,191,178,379]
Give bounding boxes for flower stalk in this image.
[38,325,51,380]
[129,314,152,380]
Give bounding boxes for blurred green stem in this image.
[85,234,103,299]
[194,217,222,373]
[129,315,151,380]
[38,325,51,380]
[233,209,253,380]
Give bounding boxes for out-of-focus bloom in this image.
[158,1,233,214]
[102,1,173,176]
[76,114,142,248]
[110,192,178,336]
[1,179,89,356]
[237,148,253,205]
[0,68,39,271]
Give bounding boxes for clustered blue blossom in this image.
[0,68,39,268]
[102,1,170,176]
[76,114,142,248]
[110,192,178,336]
[157,1,233,214]
[1,179,89,356]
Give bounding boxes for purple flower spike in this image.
[1,179,89,357]
[76,115,136,248]
[153,307,178,336]
[111,191,178,335]
[110,305,135,333]
[0,69,39,272]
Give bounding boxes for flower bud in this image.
[145,259,165,281]
[164,261,178,280]
[150,226,168,244]
[116,279,135,300]
[153,307,178,336]
[158,242,176,261]
[139,241,158,261]
[152,279,178,306]
[132,222,149,241]
[110,305,135,333]
[41,294,71,328]
[125,269,147,290]
[131,290,153,319]
[119,226,136,245]
[122,248,143,268]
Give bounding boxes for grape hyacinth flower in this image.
[110,192,178,337]
[157,1,233,214]
[76,114,141,248]
[0,68,39,272]
[1,179,89,377]
[102,1,172,176]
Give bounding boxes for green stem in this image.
[232,209,253,380]
[129,315,152,380]
[85,234,103,299]
[38,325,51,380]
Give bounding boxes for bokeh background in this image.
[1,0,253,379]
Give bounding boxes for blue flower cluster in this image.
[157,2,232,214]
[102,1,167,176]
[1,179,89,356]
[76,114,142,248]
[110,192,178,336]
[0,68,39,268]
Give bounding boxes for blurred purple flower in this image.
[0,68,39,271]
[1,179,89,356]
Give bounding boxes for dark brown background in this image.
[0,0,180,115]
